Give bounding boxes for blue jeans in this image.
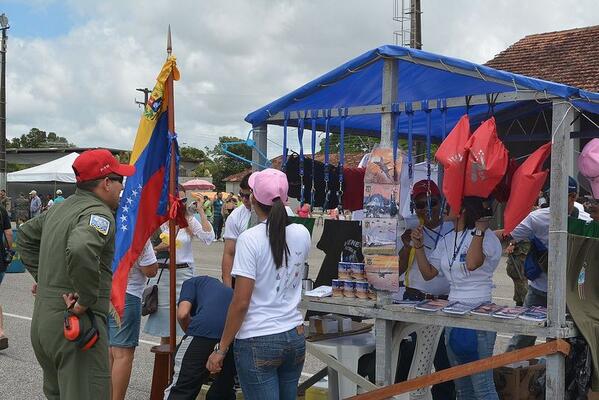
[107,293,142,347]
[234,327,305,400]
[445,328,498,400]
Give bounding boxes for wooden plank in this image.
[380,58,398,147]
[306,344,379,392]
[346,339,571,400]
[299,298,578,338]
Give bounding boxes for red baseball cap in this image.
[72,149,135,183]
[411,179,441,198]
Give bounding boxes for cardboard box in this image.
[493,360,545,400]
[308,316,338,334]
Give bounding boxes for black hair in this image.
[462,196,488,230]
[255,198,290,269]
[76,179,103,192]
[240,173,252,190]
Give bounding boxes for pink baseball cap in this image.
[579,138,599,199]
[248,168,289,205]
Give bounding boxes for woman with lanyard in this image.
[145,194,215,344]
[411,196,502,400]
[206,168,311,400]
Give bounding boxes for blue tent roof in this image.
[245,45,599,139]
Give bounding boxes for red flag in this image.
[463,117,509,198]
[435,115,470,216]
[504,142,551,234]
[491,158,519,203]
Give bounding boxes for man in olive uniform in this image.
[17,149,134,400]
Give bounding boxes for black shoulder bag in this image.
[141,266,164,316]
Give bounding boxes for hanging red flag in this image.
[463,117,509,198]
[435,115,471,216]
[504,142,552,234]
[491,157,519,203]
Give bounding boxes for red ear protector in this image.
[63,308,99,351]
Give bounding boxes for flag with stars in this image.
[110,56,181,317]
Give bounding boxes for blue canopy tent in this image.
[244,45,599,396]
[246,45,599,139]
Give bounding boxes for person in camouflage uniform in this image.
[505,240,531,306]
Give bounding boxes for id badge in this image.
[459,253,467,263]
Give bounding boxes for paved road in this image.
[0,222,522,399]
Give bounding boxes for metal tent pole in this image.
[545,100,573,398]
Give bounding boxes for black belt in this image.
[158,263,189,269]
[404,287,448,301]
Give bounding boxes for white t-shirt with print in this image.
[428,228,502,304]
[126,240,158,299]
[402,221,454,296]
[232,222,311,339]
[223,205,251,241]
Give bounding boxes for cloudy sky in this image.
[3,0,598,157]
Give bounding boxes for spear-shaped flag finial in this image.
[167,24,172,56]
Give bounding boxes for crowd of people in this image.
[6,143,599,400]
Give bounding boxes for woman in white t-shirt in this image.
[207,168,311,400]
[412,197,501,400]
[144,199,215,344]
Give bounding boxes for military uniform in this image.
[505,240,530,306]
[16,149,133,400]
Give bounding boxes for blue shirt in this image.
[178,276,233,339]
[213,199,224,216]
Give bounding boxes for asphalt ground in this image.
[0,222,523,399]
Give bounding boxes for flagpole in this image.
[166,24,177,381]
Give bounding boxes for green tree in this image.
[180,146,206,162]
[318,134,380,154]
[205,136,252,191]
[7,128,75,148]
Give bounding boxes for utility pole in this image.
[135,87,151,108]
[409,0,422,49]
[0,14,9,190]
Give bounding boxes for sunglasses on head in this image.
[238,192,251,199]
[414,198,439,210]
[106,175,124,184]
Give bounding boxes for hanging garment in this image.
[285,154,340,209]
[504,142,551,233]
[314,219,363,287]
[435,115,470,216]
[342,167,366,212]
[463,117,509,198]
[566,220,599,391]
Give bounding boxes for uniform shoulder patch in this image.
[90,214,110,235]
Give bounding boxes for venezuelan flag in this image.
[111,57,180,316]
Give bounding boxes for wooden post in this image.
[166,25,177,382]
[380,58,398,147]
[252,124,267,171]
[546,100,574,398]
[374,319,393,387]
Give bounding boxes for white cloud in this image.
[5,0,599,157]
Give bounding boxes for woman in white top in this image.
[412,197,501,400]
[144,198,214,344]
[206,168,311,400]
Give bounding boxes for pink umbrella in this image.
[181,179,215,190]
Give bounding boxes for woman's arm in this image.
[411,226,439,280]
[466,220,489,271]
[397,229,412,276]
[206,276,254,373]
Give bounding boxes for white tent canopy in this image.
[8,152,80,183]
